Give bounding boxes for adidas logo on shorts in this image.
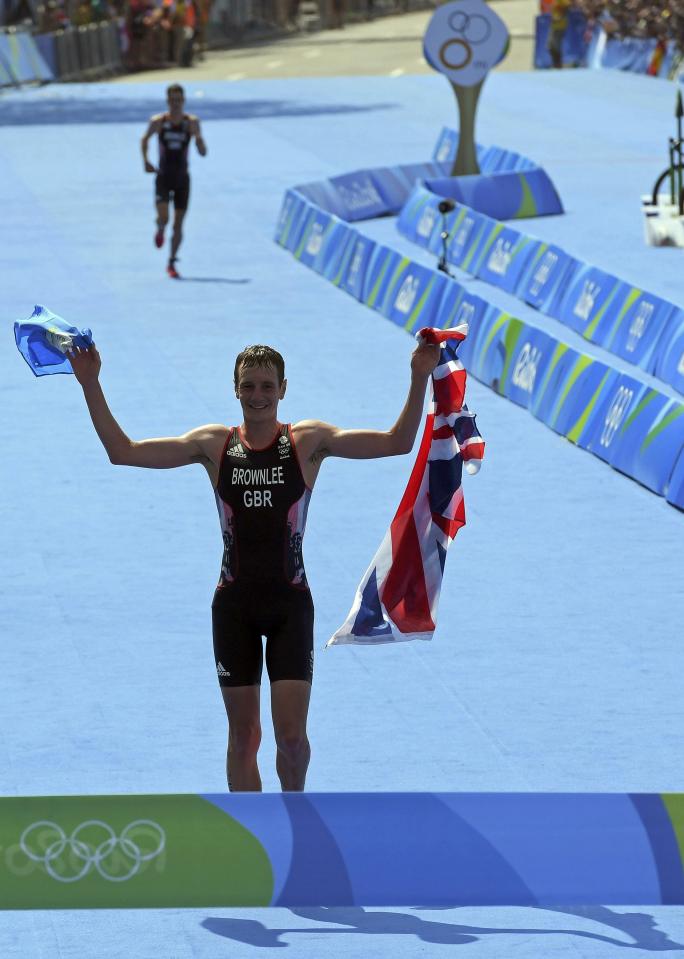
[216,661,231,677]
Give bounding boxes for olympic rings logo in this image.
[19,819,166,883]
[439,12,492,71]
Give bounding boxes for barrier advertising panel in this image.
[557,265,629,338]
[382,261,449,333]
[501,327,560,411]
[600,290,677,372]
[580,373,648,464]
[654,310,684,395]
[608,391,684,495]
[517,243,580,315]
[530,342,583,429]
[474,226,540,294]
[362,246,404,311]
[340,233,376,301]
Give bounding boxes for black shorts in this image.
[155,172,190,210]
[212,581,314,687]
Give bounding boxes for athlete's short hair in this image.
[167,83,185,99]
[234,345,285,387]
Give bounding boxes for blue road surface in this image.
[1,70,683,956]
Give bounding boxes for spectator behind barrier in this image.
[577,1,684,53]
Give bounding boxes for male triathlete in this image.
[141,83,207,279]
[68,340,439,791]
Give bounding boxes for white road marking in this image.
[389,68,405,77]
[266,60,283,69]
[303,49,321,59]
[224,72,246,81]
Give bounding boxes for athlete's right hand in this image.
[144,161,157,174]
[69,344,101,386]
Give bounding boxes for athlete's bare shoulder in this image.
[143,114,163,138]
[291,420,332,465]
[190,424,231,488]
[192,423,231,460]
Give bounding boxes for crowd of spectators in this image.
[575,1,684,49]
[126,0,212,70]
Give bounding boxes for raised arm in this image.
[190,116,207,157]
[69,345,224,471]
[141,116,161,173]
[293,340,440,479]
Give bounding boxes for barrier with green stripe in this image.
[3,792,684,909]
[275,184,684,510]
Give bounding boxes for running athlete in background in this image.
[67,340,440,792]
[141,83,207,279]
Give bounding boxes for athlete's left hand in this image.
[411,341,440,378]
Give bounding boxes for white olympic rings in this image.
[20,819,166,883]
[448,11,492,44]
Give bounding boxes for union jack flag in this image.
[328,325,484,645]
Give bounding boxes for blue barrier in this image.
[667,445,684,509]
[501,326,557,411]
[341,233,376,301]
[369,167,418,213]
[469,311,525,395]
[556,265,629,337]
[328,171,390,221]
[295,181,348,220]
[546,355,615,439]
[33,32,57,77]
[607,390,684,495]
[276,183,684,510]
[293,207,334,269]
[473,226,540,294]
[396,185,436,245]
[534,11,589,69]
[580,374,649,464]
[432,128,534,174]
[654,310,684,394]
[314,219,355,280]
[530,342,583,430]
[517,243,581,315]
[583,27,676,78]
[0,41,13,86]
[598,290,677,372]
[395,178,683,401]
[425,168,563,220]
[0,31,52,84]
[381,260,449,333]
[362,245,404,311]
[447,207,492,271]
[274,189,308,250]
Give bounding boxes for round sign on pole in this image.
[423,0,509,88]
[423,0,510,175]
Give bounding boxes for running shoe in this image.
[166,259,180,279]
[154,228,164,249]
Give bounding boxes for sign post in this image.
[423,0,510,176]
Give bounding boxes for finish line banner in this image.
[2,792,684,909]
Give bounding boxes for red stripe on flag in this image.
[393,413,434,519]
[433,374,465,415]
[380,509,435,633]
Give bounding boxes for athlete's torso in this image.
[214,424,311,588]
[158,114,192,178]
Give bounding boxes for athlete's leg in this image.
[270,680,311,791]
[170,207,186,262]
[220,685,263,791]
[155,203,168,248]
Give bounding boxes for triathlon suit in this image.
[212,423,314,687]
[155,113,191,210]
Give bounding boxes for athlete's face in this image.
[167,91,184,115]
[236,363,286,422]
